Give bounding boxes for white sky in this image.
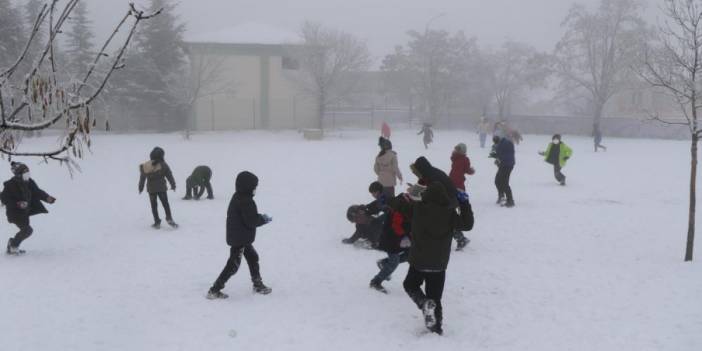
[82,0,658,62]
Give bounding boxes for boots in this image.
[369,279,388,294]
[253,279,272,295]
[422,299,437,329]
[206,289,229,300]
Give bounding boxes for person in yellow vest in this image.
[539,134,573,186]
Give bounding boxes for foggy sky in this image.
[86,0,658,62]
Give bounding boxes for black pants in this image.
[452,230,467,241]
[9,218,33,248]
[149,192,172,223]
[211,244,262,291]
[495,165,514,202]
[186,178,213,199]
[554,164,566,183]
[403,266,446,327]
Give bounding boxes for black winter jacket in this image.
[1,177,51,224]
[413,157,459,209]
[226,171,266,247]
[188,165,212,186]
[378,195,412,254]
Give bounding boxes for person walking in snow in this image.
[477,117,491,148]
[374,137,403,198]
[418,123,434,149]
[207,171,273,299]
[539,134,573,186]
[138,147,178,229]
[183,165,214,200]
[2,162,56,255]
[449,143,474,250]
[490,136,516,207]
[369,191,412,294]
[593,128,607,152]
[396,180,474,335]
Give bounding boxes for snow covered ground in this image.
[0,129,700,351]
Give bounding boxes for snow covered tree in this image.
[64,0,94,79]
[290,21,372,130]
[382,29,476,124]
[641,0,702,261]
[0,0,27,71]
[554,0,649,136]
[23,0,45,63]
[0,0,159,168]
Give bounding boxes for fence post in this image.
[252,98,257,129]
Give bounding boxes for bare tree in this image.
[290,21,371,130]
[0,0,158,169]
[640,0,702,261]
[486,41,550,120]
[554,0,649,135]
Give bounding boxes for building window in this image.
[282,57,300,70]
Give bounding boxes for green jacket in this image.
[544,143,573,168]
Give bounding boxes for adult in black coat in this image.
[208,171,273,299]
[1,162,56,254]
[139,147,177,228]
[183,165,214,200]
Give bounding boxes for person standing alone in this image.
[374,137,403,198]
[539,134,573,186]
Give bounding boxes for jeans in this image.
[211,244,262,291]
[373,251,408,282]
[149,192,172,223]
[403,266,446,327]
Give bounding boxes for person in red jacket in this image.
[449,143,474,250]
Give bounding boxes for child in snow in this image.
[539,134,573,186]
[374,137,403,198]
[491,136,516,207]
[449,143,474,250]
[183,165,214,200]
[1,162,56,255]
[138,147,178,228]
[393,180,474,335]
[207,171,273,299]
[342,182,386,249]
[369,189,412,294]
[418,123,434,149]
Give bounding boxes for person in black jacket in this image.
[490,136,516,207]
[207,171,273,299]
[369,194,411,294]
[183,165,214,200]
[138,147,178,228]
[1,162,56,255]
[342,182,386,249]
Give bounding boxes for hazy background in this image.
[89,0,659,62]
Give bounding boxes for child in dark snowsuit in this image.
[139,147,177,228]
[207,171,273,299]
[183,165,214,200]
[418,123,434,149]
[2,162,56,255]
[369,192,412,294]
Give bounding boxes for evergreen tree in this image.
[0,0,27,71]
[65,0,95,79]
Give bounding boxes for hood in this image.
[150,147,165,162]
[235,171,258,196]
[421,182,450,207]
[412,157,433,178]
[10,162,29,176]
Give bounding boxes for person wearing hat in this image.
[374,137,403,198]
[449,143,474,250]
[1,162,56,255]
[138,147,178,228]
[183,165,214,200]
[539,134,573,186]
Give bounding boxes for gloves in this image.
[400,236,411,248]
[17,201,28,209]
[457,191,470,204]
[46,196,56,204]
[261,214,273,224]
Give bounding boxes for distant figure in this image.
[418,123,434,149]
[2,162,56,255]
[183,165,214,200]
[593,128,607,152]
[381,122,391,139]
[375,137,403,198]
[489,136,515,207]
[138,147,178,229]
[477,117,491,148]
[539,134,573,186]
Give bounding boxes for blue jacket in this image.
[496,138,515,167]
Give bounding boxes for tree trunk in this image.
[593,101,604,136]
[685,134,698,261]
[317,91,326,130]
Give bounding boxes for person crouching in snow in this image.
[1,162,56,255]
[207,171,273,299]
[342,182,386,249]
[539,134,573,186]
[449,143,474,250]
[369,192,412,294]
[183,165,214,200]
[399,181,474,335]
[138,147,178,229]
